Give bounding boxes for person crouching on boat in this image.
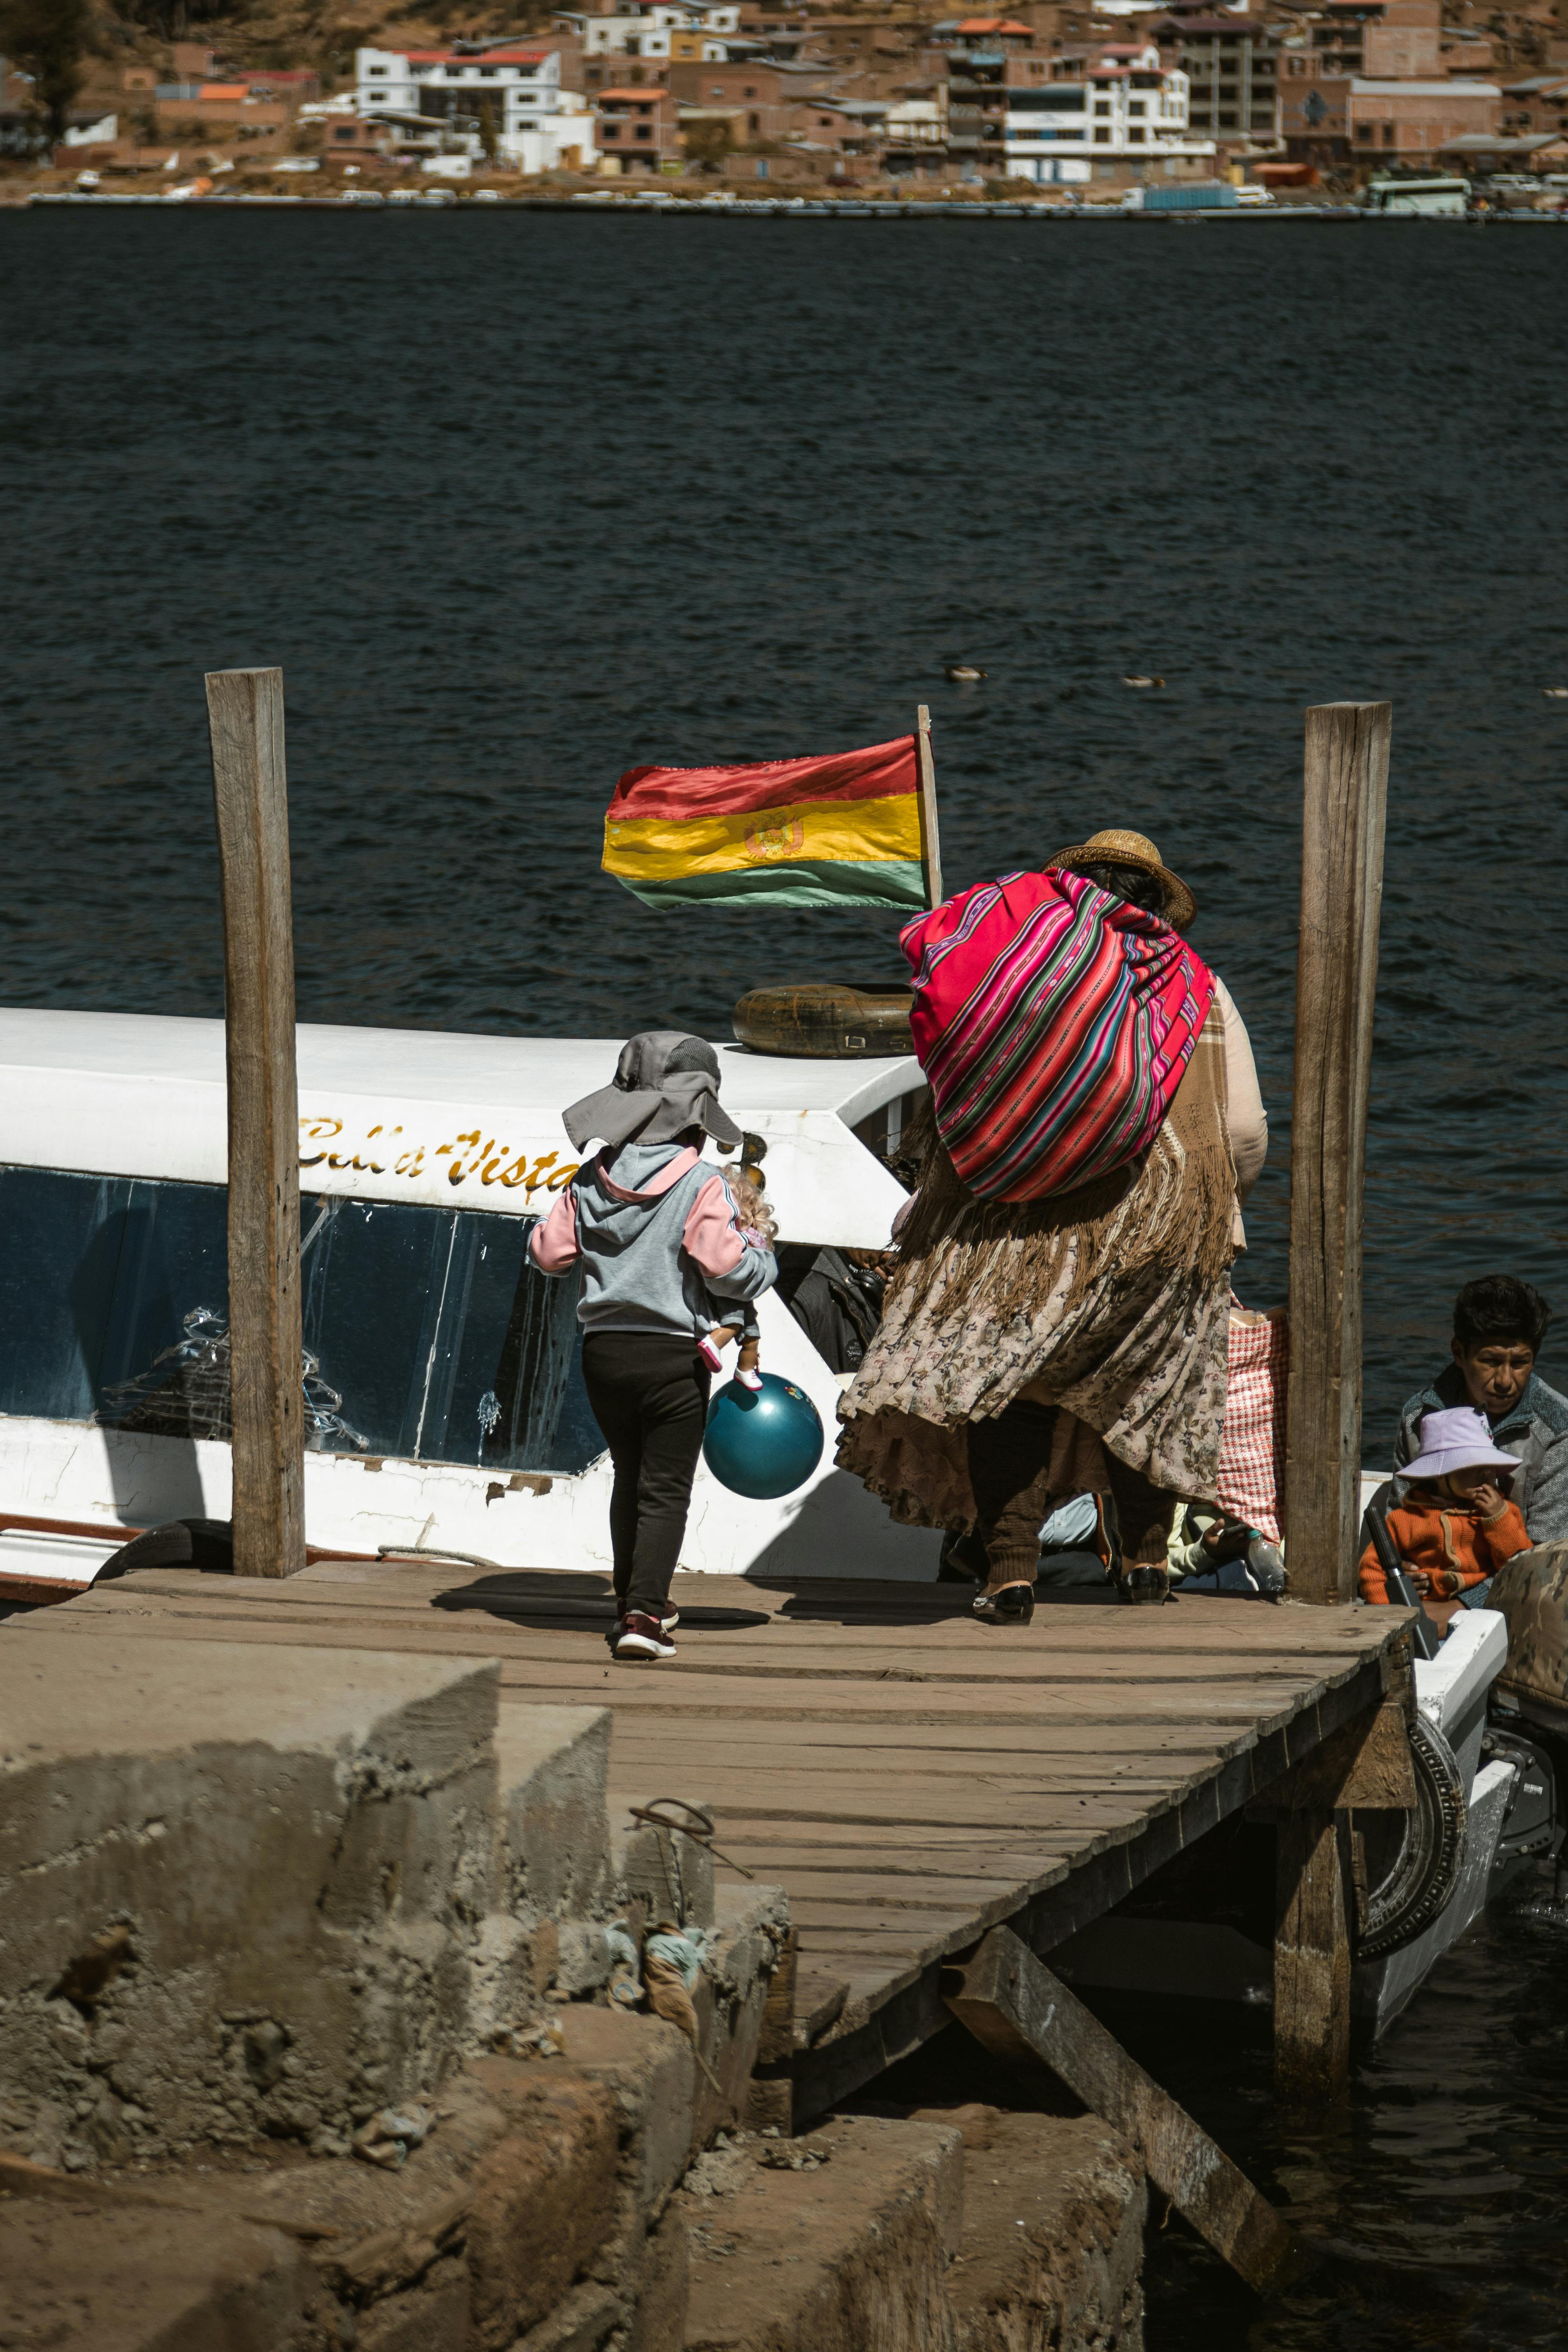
[1392,1276,1567,1541]
[837,829,1267,1625]
[530,1032,777,1662]
[1359,1405,1533,1608]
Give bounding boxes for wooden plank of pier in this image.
[19,1562,1408,2123]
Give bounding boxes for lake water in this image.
[4,210,1566,1445]
[3,204,1568,2350]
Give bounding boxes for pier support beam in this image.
[1272,1811,1352,2106]
[206,666,305,1580]
[946,1928,1293,2295]
[1285,700,1391,1606]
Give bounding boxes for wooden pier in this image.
[21,1557,1408,2127]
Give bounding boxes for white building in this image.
[1004,44,1214,183]
[356,45,597,171]
[552,2,739,62]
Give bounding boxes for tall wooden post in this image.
[206,667,305,1579]
[914,704,943,909]
[1283,701,1390,1607]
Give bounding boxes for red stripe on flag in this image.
[607,735,917,824]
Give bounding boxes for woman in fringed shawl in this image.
[837,829,1268,1624]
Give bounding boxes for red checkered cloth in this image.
[1216,1300,1287,1544]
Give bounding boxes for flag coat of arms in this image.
[601,735,929,911]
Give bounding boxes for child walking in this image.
[530,1032,777,1662]
[1359,1404,1534,1607]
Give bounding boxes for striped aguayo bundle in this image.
[901,865,1216,1204]
[602,736,926,912]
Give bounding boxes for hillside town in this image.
[4,0,1568,199]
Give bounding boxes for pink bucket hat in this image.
[1403,1404,1520,1483]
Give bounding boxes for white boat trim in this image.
[0,1008,920,1249]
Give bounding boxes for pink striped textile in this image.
[899,866,1216,1203]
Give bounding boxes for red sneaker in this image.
[615,1611,677,1662]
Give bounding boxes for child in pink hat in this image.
[1359,1405,1534,1605]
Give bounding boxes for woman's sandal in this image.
[972,1581,1036,1627]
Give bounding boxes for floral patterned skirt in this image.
[837,1113,1235,1534]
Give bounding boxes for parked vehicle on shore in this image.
[1359,174,1470,215]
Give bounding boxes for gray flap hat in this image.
[563,1031,742,1153]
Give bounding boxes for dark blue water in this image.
[2,210,1566,1449]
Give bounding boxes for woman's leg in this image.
[583,1332,711,1621]
[966,1399,1059,1593]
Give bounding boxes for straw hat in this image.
[1047,829,1197,934]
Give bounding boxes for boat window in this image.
[0,1167,598,1475]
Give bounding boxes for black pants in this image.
[581,1331,712,1620]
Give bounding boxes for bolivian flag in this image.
[602,734,927,911]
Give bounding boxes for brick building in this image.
[1347,76,1502,158]
[1500,71,1568,134]
[596,83,680,165]
[667,57,790,137]
[1152,14,1279,148]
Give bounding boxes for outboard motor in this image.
[1484,1723,1562,1893]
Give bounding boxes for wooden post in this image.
[946,1928,1294,2294]
[1284,701,1390,1605]
[914,705,943,909]
[1272,1813,1352,2105]
[205,667,305,1580]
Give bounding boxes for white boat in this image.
[0,1005,938,1603]
[1046,1590,1557,2033]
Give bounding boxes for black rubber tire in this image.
[93,1518,234,1582]
[1356,1711,1467,1959]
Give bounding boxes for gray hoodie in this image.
[528,1140,777,1339]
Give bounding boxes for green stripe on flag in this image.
[611,858,927,912]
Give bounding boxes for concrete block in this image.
[0,1630,500,2169]
[678,2116,963,2352]
[495,1704,614,1926]
[0,2194,316,2352]
[554,2005,697,2219]
[930,2108,1147,2352]
[690,1884,790,2147]
[514,2281,624,2352]
[615,1800,715,1929]
[463,2065,622,2348]
[624,2205,690,2352]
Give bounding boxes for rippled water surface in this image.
[1131,1873,1568,2351]
[2,210,1565,1444]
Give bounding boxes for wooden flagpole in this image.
[205,665,306,1580]
[915,706,943,910]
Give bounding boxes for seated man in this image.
[1394,1275,1567,1542]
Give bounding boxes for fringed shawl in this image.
[836,1004,1239,1522]
[901,866,1215,1204]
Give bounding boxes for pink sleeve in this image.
[528,1186,580,1274]
[682,1174,747,1277]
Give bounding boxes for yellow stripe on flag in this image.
[602,793,921,883]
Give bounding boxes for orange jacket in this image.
[1358,1485,1533,1604]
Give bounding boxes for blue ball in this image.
[703,1372,824,1500]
